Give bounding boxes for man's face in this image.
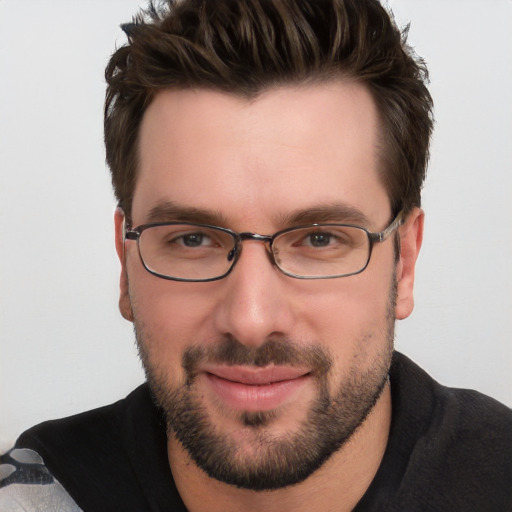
[116,83,420,490]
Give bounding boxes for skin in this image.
[115,82,423,511]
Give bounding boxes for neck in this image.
[167,384,391,512]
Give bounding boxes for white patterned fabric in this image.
[0,448,81,511]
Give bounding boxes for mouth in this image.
[201,365,311,412]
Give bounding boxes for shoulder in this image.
[390,352,512,510]
[11,384,162,511]
[16,383,153,456]
[425,379,512,488]
[394,352,512,443]
[0,447,81,511]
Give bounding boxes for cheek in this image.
[296,272,395,370]
[300,276,392,333]
[128,268,219,350]
[129,281,216,390]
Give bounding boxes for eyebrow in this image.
[278,203,371,227]
[142,200,371,230]
[145,201,230,226]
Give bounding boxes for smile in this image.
[202,366,311,412]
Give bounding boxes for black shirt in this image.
[5,352,512,511]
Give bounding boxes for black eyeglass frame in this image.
[123,210,404,282]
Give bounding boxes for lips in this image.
[201,365,311,412]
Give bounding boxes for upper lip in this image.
[202,365,310,385]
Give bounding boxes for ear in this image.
[395,207,424,320]
[114,207,134,322]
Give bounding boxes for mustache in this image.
[182,336,332,379]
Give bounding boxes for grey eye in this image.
[308,233,331,247]
[181,233,205,247]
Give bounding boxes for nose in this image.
[212,241,295,348]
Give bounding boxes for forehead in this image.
[133,82,390,229]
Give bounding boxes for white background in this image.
[1,0,511,450]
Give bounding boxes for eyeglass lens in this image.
[137,223,371,280]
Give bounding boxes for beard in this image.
[134,281,396,491]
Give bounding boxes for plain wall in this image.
[1,0,511,451]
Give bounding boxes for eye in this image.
[298,229,351,249]
[179,232,209,247]
[141,225,235,265]
[306,232,333,247]
[170,231,218,248]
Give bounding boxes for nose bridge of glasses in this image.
[227,232,275,263]
[239,232,273,243]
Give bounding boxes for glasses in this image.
[124,211,404,282]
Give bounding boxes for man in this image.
[1,0,510,510]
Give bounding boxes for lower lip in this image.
[204,373,310,412]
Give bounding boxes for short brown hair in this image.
[105,0,433,220]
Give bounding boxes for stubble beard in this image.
[134,282,396,491]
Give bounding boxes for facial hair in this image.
[134,281,396,491]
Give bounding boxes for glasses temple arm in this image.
[375,210,404,242]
